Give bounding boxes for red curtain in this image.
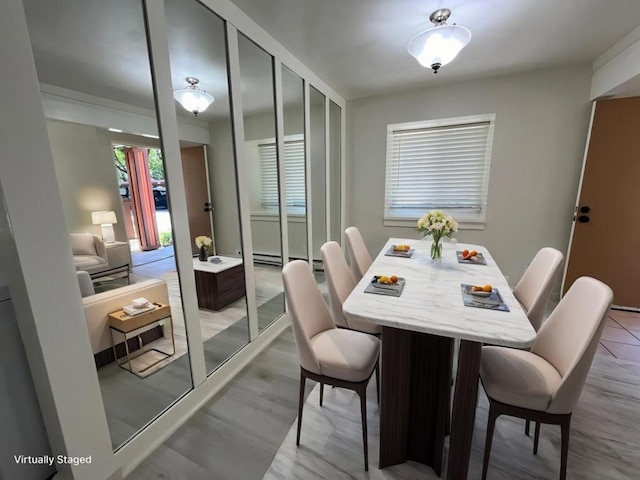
[125,147,160,251]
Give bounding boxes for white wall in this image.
[346,64,593,284]
[46,120,127,241]
[209,107,328,260]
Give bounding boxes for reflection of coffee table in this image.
[192,257,245,310]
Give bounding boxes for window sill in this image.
[251,211,306,223]
[383,217,486,231]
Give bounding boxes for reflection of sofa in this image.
[81,278,170,366]
[70,233,108,275]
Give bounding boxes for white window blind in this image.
[259,140,306,209]
[384,116,494,223]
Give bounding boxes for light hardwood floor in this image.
[126,329,314,480]
[265,348,640,480]
[128,327,640,479]
[99,258,326,449]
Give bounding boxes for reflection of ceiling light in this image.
[108,128,123,133]
[141,134,159,139]
[407,8,471,74]
[173,77,214,116]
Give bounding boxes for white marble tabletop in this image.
[343,238,536,348]
[192,255,243,274]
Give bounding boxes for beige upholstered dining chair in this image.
[479,276,613,480]
[514,247,565,332]
[345,226,372,281]
[283,260,380,471]
[321,241,382,336]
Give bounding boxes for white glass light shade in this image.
[407,24,472,71]
[173,88,214,115]
[91,211,117,225]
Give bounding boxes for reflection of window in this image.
[384,114,495,226]
[258,139,305,211]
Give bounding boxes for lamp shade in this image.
[407,24,472,71]
[173,77,214,116]
[92,211,117,225]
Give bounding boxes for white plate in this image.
[466,287,491,297]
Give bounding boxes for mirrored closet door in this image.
[165,0,249,376]
[23,0,194,450]
[237,33,286,333]
[281,66,308,262]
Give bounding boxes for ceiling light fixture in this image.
[407,8,471,74]
[173,77,214,116]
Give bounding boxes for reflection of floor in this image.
[99,255,326,449]
[128,329,315,480]
[131,244,174,267]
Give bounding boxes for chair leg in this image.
[375,362,380,404]
[533,421,541,454]
[525,419,530,436]
[560,416,571,480]
[358,384,369,471]
[296,372,306,446]
[319,383,324,406]
[482,401,499,480]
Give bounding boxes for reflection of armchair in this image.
[70,233,114,279]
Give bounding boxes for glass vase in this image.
[430,235,443,262]
[198,245,208,262]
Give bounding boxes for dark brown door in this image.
[181,146,213,255]
[564,97,640,308]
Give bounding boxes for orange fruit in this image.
[482,284,492,292]
[462,249,469,257]
[469,250,478,257]
[390,275,398,284]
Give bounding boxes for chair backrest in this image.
[76,271,95,297]
[344,226,372,281]
[532,276,613,414]
[513,247,565,331]
[70,233,106,260]
[282,260,336,375]
[321,241,356,329]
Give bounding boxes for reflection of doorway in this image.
[181,146,214,254]
[113,145,169,257]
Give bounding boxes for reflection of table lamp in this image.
[92,211,117,243]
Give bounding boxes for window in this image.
[384,114,495,228]
[258,138,305,213]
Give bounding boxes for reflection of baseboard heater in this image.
[253,253,324,271]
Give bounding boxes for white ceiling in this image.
[229,0,640,99]
[22,0,640,120]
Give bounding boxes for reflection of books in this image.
[123,303,155,317]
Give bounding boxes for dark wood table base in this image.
[379,327,482,480]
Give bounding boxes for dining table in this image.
[342,238,536,480]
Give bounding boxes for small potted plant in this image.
[195,236,213,261]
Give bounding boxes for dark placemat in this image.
[461,284,509,312]
[456,251,487,265]
[384,247,415,258]
[364,277,406,297]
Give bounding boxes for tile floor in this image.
[598,309,640,362]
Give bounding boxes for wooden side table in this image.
[108,302,175,377]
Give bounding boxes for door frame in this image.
[561,102,596,295]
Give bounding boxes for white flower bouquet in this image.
[195,236,213,249]
[195,236,213,261]
[417,211,458,260]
